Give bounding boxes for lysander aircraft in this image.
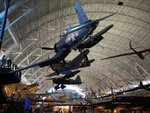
[47,75,82,90]
[8,2,114,73]
[47,70,81,90]
[101,41,150,60]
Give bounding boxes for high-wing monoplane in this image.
[47,75,82,90]
[9,2,114,73]
[101,41,150,60]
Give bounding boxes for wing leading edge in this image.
[10,48,71,73]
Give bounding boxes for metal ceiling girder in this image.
[0,0,10,49]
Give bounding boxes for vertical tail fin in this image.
[75,75,82,83]
[75,2,89,24]
[139,81,144,88]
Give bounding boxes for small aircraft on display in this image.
[20,83,39,91]
[101,41,150,60]
[47,74,82,90]
[9,2,114,73]
[5,82,39,92]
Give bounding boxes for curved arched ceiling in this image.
[2,0,150,93]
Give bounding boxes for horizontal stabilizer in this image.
[75,75,82,83]
[98,24,113,35]
[80,59,95,67]
[67,49,90,67]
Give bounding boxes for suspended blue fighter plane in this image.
[9,2,114,73]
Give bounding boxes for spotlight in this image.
[118,2,123,6]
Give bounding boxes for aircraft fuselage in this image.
[55,20,99,51]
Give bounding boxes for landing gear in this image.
[61,84,66,89]
[54,84,66,90]
[84,54,89,61]
[54,85,59,90]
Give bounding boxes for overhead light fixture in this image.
[118,2,123,6]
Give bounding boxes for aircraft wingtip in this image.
[75,2,81,7]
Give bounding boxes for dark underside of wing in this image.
[101,49,150,60]
[101,52,137,60]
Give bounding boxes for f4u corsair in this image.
[11,2,114,73]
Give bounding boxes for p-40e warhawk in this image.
[101,41,150,60]
[10,2,114,73]
[47,49,94,76]
[47,75,82,90]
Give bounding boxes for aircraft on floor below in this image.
[20,83,39,91]
[9,2,114,73]
[101,41,150,60]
